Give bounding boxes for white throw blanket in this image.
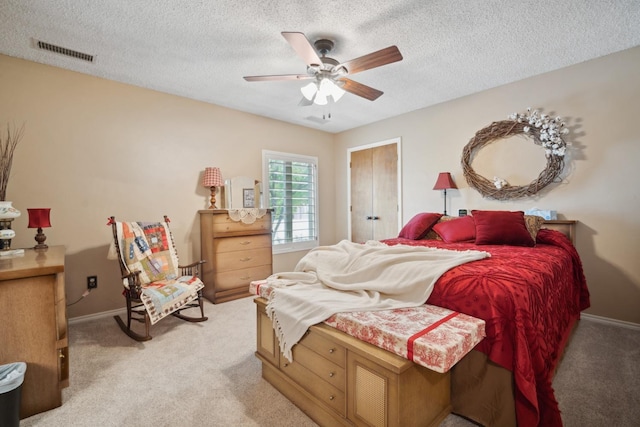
[265,240,490,361]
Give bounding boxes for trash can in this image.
[0,362,27,427]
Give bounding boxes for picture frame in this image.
[243,188,255,208]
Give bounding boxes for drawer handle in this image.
[240,276,251,280]
[328,395,335,401]
[328,348,335,354]
[239,241,252,245]
[328,372,335,378]
[240,257,252,262]
[283,363,289,368]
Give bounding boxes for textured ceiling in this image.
[1,1,639,133]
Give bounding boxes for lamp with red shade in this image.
[27,208,52,249]
[202,167,224,209]
[433,172,458,216]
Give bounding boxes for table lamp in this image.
[433,172,458,216]
[202,167,224,209]
[27,208,52,249]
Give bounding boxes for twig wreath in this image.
[461,108,569,200]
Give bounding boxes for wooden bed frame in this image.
[255,220,577,427]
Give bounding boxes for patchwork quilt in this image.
[114,220,203,324]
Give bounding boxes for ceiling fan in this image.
[243,32,403,105]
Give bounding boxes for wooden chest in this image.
[255,298,451,427]
[199,210,272,303]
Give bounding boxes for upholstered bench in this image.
[251,279,485,427]
[251,279,484,373]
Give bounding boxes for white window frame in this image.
[262,150,319,254]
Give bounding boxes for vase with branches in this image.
[0,122,25,202]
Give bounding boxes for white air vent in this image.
[305,114,331,125]
[34,39,94,63]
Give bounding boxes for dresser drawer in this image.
[214,247,271,272]
[213,264,273,291]
[281,353,346,416]
[214,234,271,253]
[212,212,271,235]
[301,329,346,368]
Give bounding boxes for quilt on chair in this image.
[114,220,204,324]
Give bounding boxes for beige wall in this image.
[2,45,639,324]
[335,46,640,324]
[0,54,334,318]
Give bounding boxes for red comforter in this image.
[383,229,589,427]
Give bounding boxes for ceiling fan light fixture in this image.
[328,80,345,102]
[316,78,344,103]
[314,91,328,105]
[301,81,317,101]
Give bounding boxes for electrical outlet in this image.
[87,276,98,289]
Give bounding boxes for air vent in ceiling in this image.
[35,39,94,63]
[305,114,331,125]
[305,116,330,125]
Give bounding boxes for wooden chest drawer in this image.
[293,339,345,390]
[211,212,271,235]
[213,265,273,292]
[213,246,271,272]
[301,328,346,368]
[281,352,346,416]
[213,234,271,253]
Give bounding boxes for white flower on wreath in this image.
[509,108,570,157]
[493,176,508,189]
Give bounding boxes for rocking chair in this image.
[108,215,208,341]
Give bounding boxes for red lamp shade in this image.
[433,173,457,216]
[27,208,52,229]
[433,172,458,190]
[202,167,223,188]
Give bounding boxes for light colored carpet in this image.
[20,297,640,426]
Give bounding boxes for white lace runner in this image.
[227,208,267,224]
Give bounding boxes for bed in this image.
[254,212,589,427]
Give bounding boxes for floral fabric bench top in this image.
[250,280,484,373]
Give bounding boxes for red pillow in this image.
[432,215,476,243]
[398,213,443,240]
[472,210,535,247]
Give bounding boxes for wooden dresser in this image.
[255,298,451,427]
[199,210,272,303]
[0,246,68,419]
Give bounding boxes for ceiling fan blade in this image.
[281,32,322,67]
[336,46,403,75]
[338,78,383,101]
[298,97,314,107]
[244,74,313,82]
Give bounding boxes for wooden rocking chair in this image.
[108,215,208,341]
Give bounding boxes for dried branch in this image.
[0,122,25,201]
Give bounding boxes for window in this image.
[263,150,318,254]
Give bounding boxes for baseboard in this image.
[581,313,640,331]
[69,307,127,325]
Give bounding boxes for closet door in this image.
[350,142,398,243]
